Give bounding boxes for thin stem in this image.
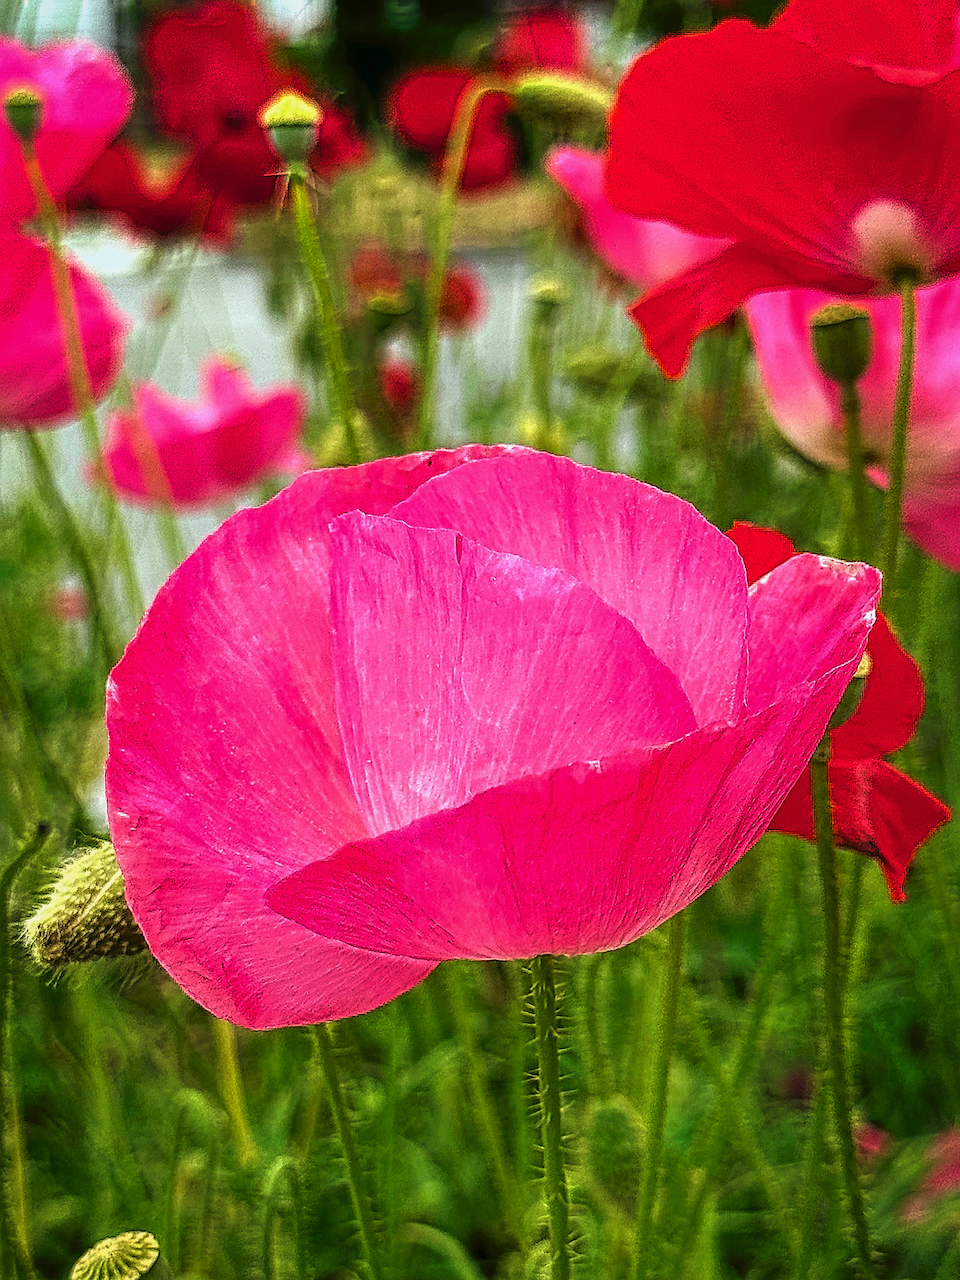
[262,1157,306,1280]
[445,964,521,1242]
[840,381,871,563]
[211,1018,257,1168]
[21,143,144,622]
[531,954,570,1280]
[312,1023,384,1280]
[793,1046,833,1280]
[811,735,877,1280]
[288,169,361,464]
[0,823,52,1280]
[879,275,917,607]
[631,911,685,1280]
[416,77,502,449]
[529,305,558,450]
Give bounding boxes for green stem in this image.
[580,953,611,1100]
[811,736,877,1280]
[531,954,570,1280]
[840,381,871,563]
[22,431,121,671]
[312,1023,384,1280]
[288,169,361,464]
[262,1157,306,1280]
[21,143,144,623]
[445,964,521,1242]
[793,1049,833,1280]
[0,824,51,1280]
[879,275,917,608]
[632,912,685,1280]
[416,77,502,449]
[530,306,558,450]
[211,1017,257,1169]
[712,318,750,529]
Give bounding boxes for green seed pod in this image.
[827,652,872,731]
[22,842,146,968]
[528,276,570,313]
[810,303,873,386]
[3,85,43,145]
[583,1095,644,1214]
[70,1232,171,1280]
[512,72,612,133]
[259,91,321,164]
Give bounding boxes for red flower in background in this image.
[389,6,585,193]
[142,0,365,223]
[728,523,950,901]
[438,264,486,329]
[606,4,960,376]
[380,357,419,421]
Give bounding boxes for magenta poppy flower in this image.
[728,523,949,901]
[1,38,131,426]
[747,279,960,573]
[106,449,879,1026]
[100,358,307,508]
[606,12,960,376]
[546,146,727,291]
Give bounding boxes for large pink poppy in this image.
[1,37,131,426]
[746,279,960,572]
[100,358,307,508]
[107,449,879,1026]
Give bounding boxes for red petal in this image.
[726,522,798,583]
[833,613,925,760]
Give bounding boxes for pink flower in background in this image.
[100,358,307,508]
[106,448,878,1026]
[1,38,131,426]
[747,280,960,572]
[546,146,727,291]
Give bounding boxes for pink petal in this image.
[391,452,749,727]
[269,648,874,961]
[0,232,128,428]
[329,513,696,836]
[1,38,132,228]
[106,449,509,1026]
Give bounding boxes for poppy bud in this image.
[22,841,147,968]
[827,652,872,732]
[70,1232,171,1280]
[3,85,43,146]
[583,1096,644,1214]
[259,91,322,164]
[562,345,665,401]
[512,72,612,132]
[809,303,873,386]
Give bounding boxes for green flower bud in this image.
[259,91,322,164]
[583,1096,644,1214]
[810,303,873,386]
[528,276,570,312]
[562,345,665,401]
[512,73,612,132]
[22,842,146,968]
[3,85,43,146]
[70,1232,171,1280]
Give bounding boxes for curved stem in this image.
[531,954,570,1280]
[262,1157,306,1280]
[312,1023,384,1280]
[288,169,361,464]
[811,735,877,1280]
[840,381,871,563]
[631,912,685,1280]
[416,77,503,449]
[880,275,917,608]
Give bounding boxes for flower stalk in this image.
[531,953,570,1280]
[880,275,918,606]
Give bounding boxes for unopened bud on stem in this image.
[512,72,612,131]
[810,303,872,386]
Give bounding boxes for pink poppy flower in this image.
[100,358,307,508]
[105,448,879,1026]
[1,38,131,426]
[606,9,960,376]
[545,146,727,291]
[746,279,960,573]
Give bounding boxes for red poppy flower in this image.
[380,357,419,419]
[727,522,950,901]
[606,13,960,376]
[438,264,486,329]
[493,6,585,77]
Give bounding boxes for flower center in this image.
[851,200,934,286]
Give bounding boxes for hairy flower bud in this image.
[3,85,43,145]
[22,841,146,967]
[810,303,873,386]
[70,1233,171,1280]
[512,72,612,132]
[259,91,322,164]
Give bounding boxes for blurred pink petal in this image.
[101,358,306,507]
[1,37,132,229]
[0,232,128,428]
[747,278,960,571]
[106,446,518,1027]
[546,146,727,291]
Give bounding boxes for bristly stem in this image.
[312,1023,384,1280]
[531,953,570,1280]
[880,275,917,608]
[20,142,144,624]
[811,735,878,1280]
[288,167,361,465]
[632,911,685,1280]
[840,380,871,563]
[416,77,502,449]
